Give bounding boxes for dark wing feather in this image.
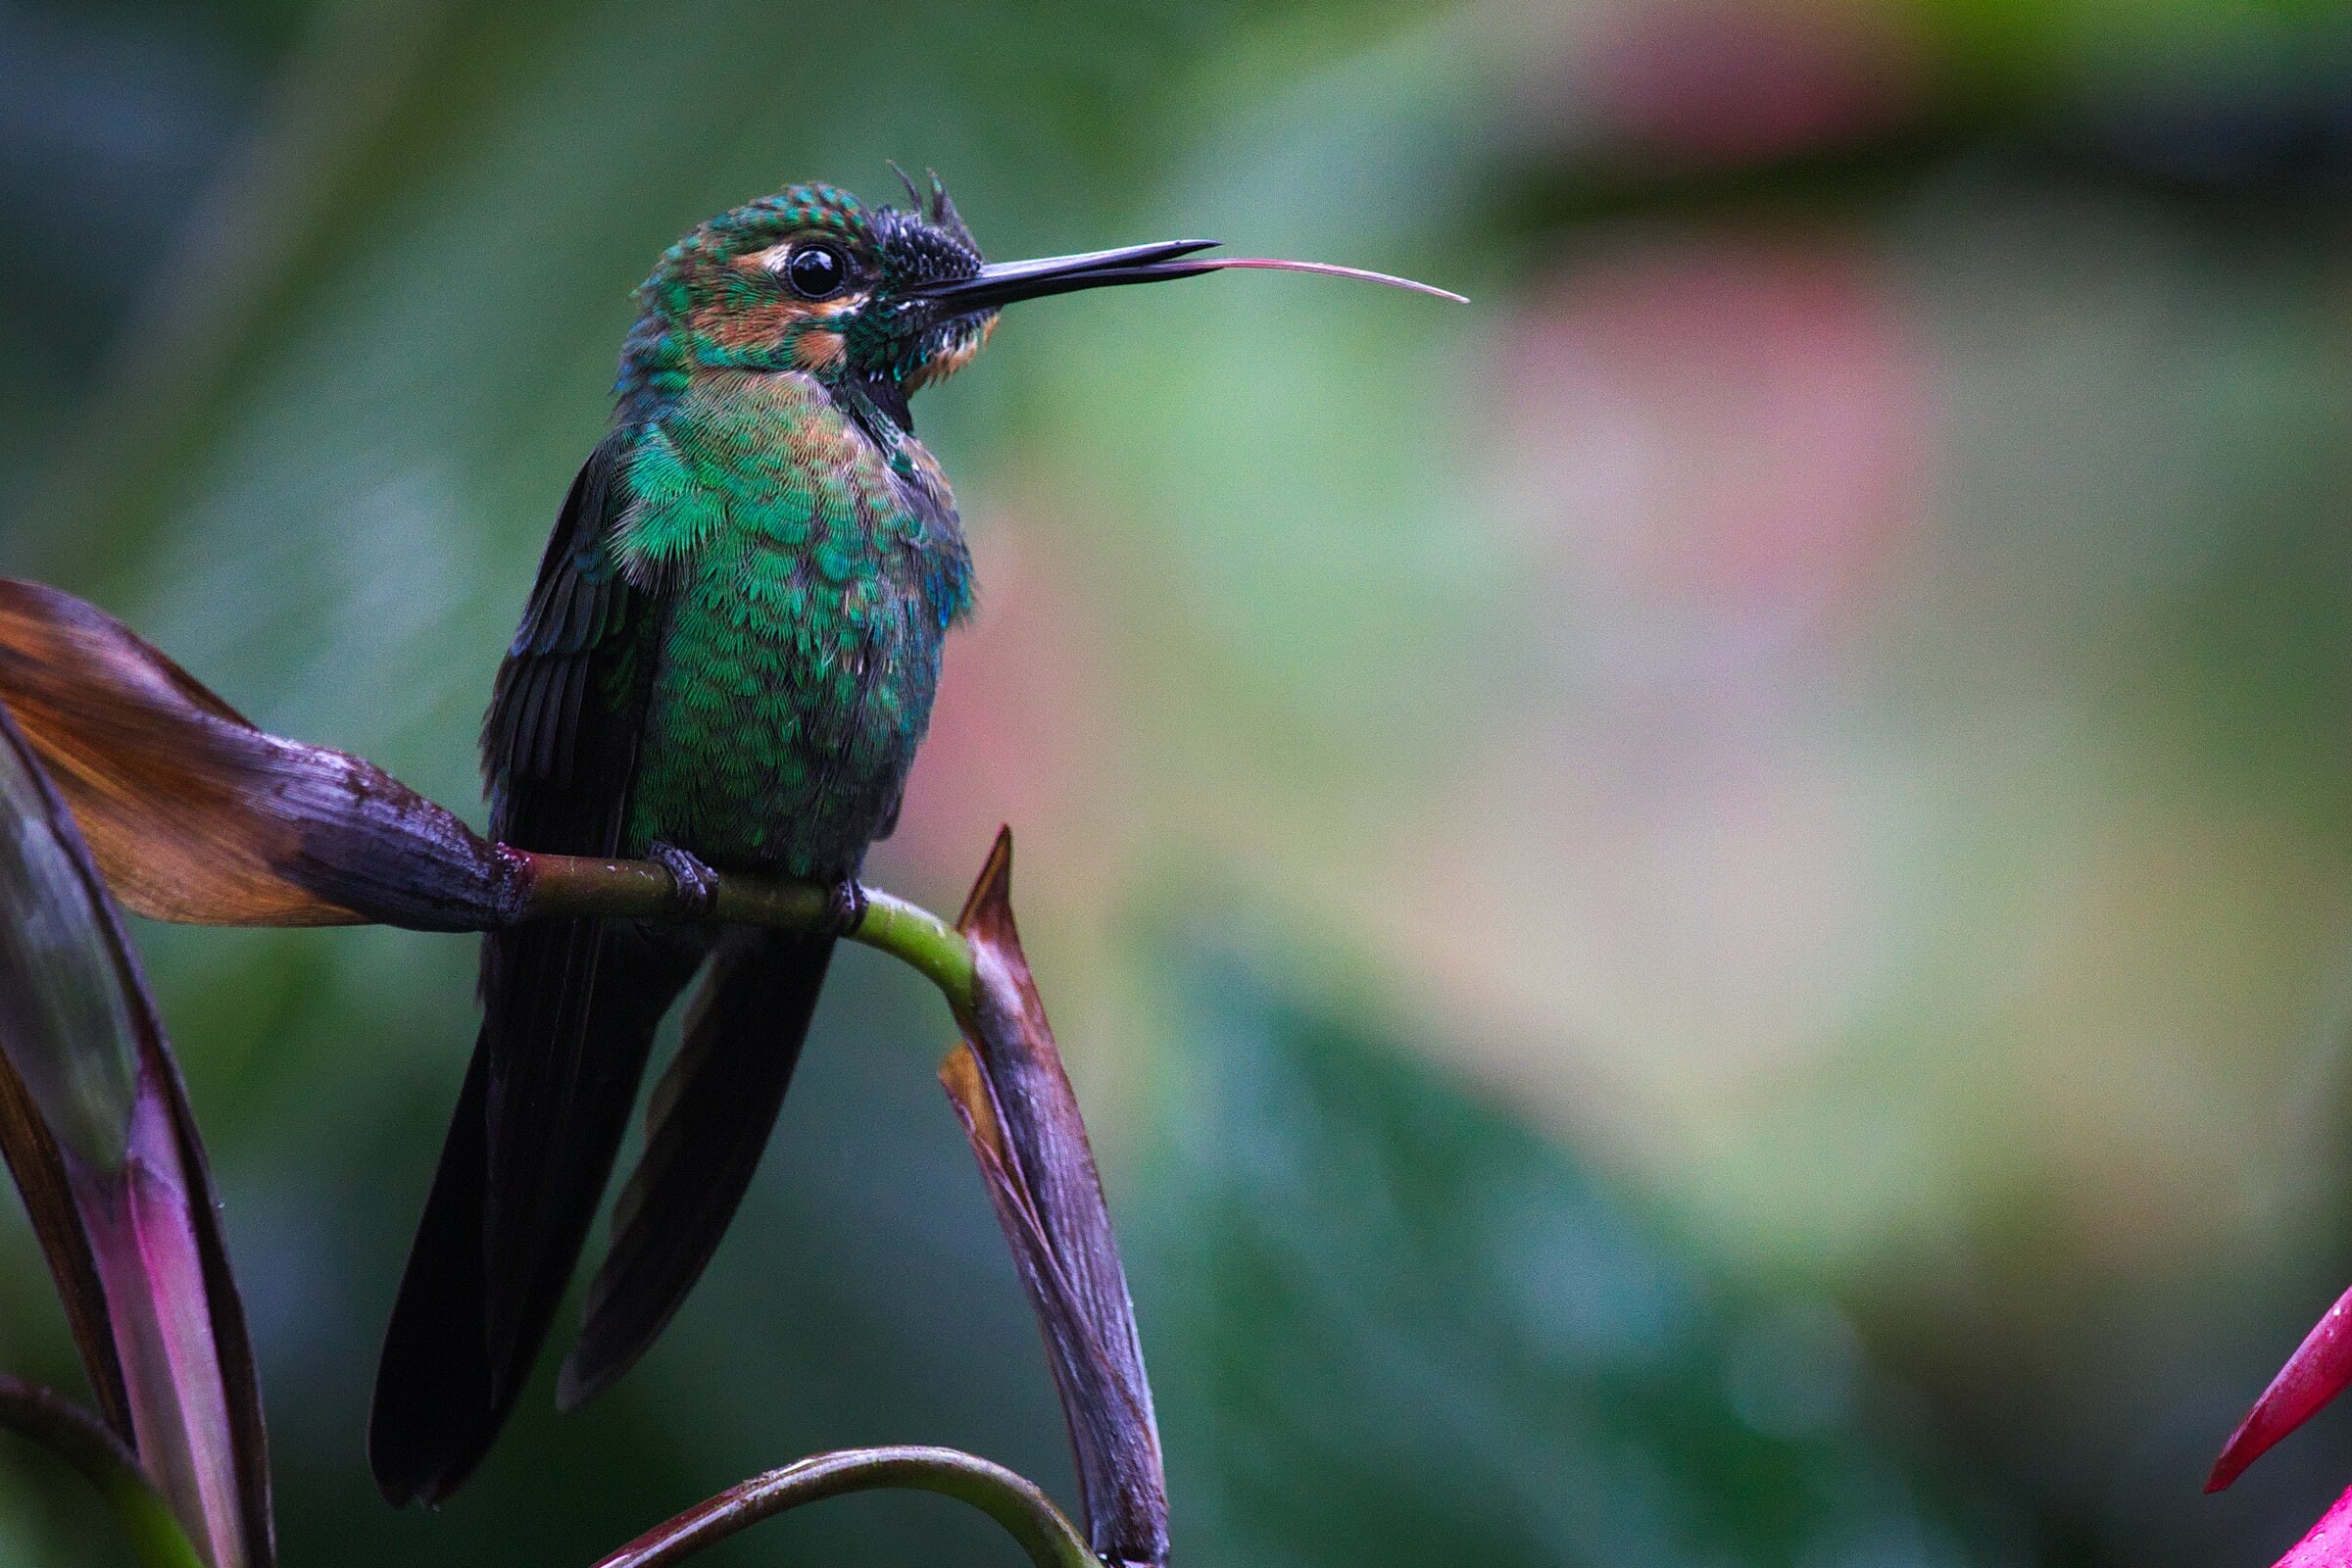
[485,435,626,807]
[558,927,834,1409]
[371,433,705,1506]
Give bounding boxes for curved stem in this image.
[0,1376,206,1568]
[589,1445,1099,1568]
[854,889,977,1013]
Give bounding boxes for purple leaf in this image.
[939,829,1168,1568]
[0,669,142,1167]
[0,701,271,1567]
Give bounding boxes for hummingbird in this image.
[367,172,1458,1507]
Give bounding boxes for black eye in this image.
[785,243,847,300]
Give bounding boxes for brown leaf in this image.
[0,579,510,930]
[938,828,1167,1568]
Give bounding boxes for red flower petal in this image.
[2277,1481,2352,1566]
[2210,1283,2352,1492]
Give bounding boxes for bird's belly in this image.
[624,550,946,879]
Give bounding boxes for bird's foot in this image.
[648,841,719,919]
[822,875,868,938]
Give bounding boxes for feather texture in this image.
[371,437,705,1506]
[559,926,833,1409]
[375,180,976,1507]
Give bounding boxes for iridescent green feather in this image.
[614,370,970,876]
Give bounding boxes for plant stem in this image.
[510,851,976,1012]
[854,889,977,1013]
[589,1445,1100,1568]
[0,1376,207,1568]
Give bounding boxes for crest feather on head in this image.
[888,162,977,251]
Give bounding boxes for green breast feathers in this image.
[615,370,972,875]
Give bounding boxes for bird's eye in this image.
[785,244,847,300]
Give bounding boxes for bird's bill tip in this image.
[906,240,1222,310]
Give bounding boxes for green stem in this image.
[853,890,976,1013]
[513,852,976,1013]
[589,1445,1099,1568]
[0,1376,207,1568]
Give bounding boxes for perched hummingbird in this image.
[368,172,1456,1506]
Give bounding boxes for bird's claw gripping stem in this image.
[825,876,868,938]
[649,841,720,919]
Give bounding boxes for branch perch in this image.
[503,851,976,1008]
[0,576,1169,1566]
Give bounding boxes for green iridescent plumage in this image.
[373,179,986,1507]
[589,181,978,877]
[371,174,1247,1511]
[617,368,971,873]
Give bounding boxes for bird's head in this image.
[620,172,1461,430]
[623,172,1180,429]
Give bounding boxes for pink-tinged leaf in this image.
[939,829,1168,1568]
[0,703,271,1567]
[0,678,142,1168]
[0,578,510,931]
[0,1053,132,1441]
[2277,1482,2352,1567]
[0,702,140,1440]
[76,1088,253,1568]
[2210,1283,2352,1492]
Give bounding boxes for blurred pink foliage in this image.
[1592,0,1925,163]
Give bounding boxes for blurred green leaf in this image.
[1138,941,2016,1568]
[0,1375,206,1568]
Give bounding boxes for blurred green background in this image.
[6,0,2352,1562]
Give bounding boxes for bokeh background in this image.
[5,0,2352,1562]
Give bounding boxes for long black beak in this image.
[906,239,1225,313]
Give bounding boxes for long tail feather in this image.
[369,916,701,1505]
[559,929,833,1409]
[368,1043,497,1506]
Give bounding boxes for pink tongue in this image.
[1195,257,1467,303]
